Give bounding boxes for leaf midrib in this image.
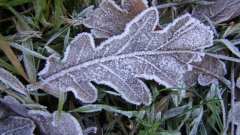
[44,50,201,82]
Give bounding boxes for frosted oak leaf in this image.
[192,0,240,23]
[83,0,148,38]
[184,56,228,86]
[34,7,213,105]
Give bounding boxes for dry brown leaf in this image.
[32,8,213,105]
[83,0,148,38]
[184,56,227,86]
[192,0,240,23]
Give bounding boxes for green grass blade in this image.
[0,0,31,7]
[9,42,47,60]
[57,89,66,120]
[69,104,145,118]
[8,7,37,82]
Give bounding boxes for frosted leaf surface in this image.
[0,81,7,90]
[83,0,148,38]
[237,76,240,89]
[28,110,83,135]
[192,0,240,23]
[0,67,27,95]
[36,8,213,105]
[0,116,35,135]
[0,95,83,135]
[184,56,227,86]
[0,96,29,117]
[0,103,11,119]
[233,102,240,125]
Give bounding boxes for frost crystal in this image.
[83,0,148,38]
[36,7,213,105]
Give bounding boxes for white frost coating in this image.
[136,79,152,105]
[142,0,149,6]
[83,127,98,135]
[97,80,142,105]
[220,60,227,75]
[121,0,149,10]
[38,54,59,76]
[237,76,240,89]
[28,110,83,135]
[153,13,213,50]
[0,67,27,96]
[0,116,36,135]
[137,74,172,88]
[104,90,121,96]
[28,110,52,119]
[107,0,126,12]
[52,111,83,135]
[65,82,98,103]
[37,7,213,105]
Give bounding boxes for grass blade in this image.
[57,89,66,121]
[0,34,30,82]
[8,7,37,82]
[9,42,47,60]
[69,104,145,118]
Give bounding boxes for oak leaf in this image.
[83,0,148,38]
[184,56,227,86]
[34,7,213,105]
[192,0,240,23]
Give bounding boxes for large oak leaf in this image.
[35,8,213,105]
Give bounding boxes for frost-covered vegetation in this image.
[0,0,240,134]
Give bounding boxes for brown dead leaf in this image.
[192,0,240,23]
[184,56,228,86]
[83,0,148,38]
